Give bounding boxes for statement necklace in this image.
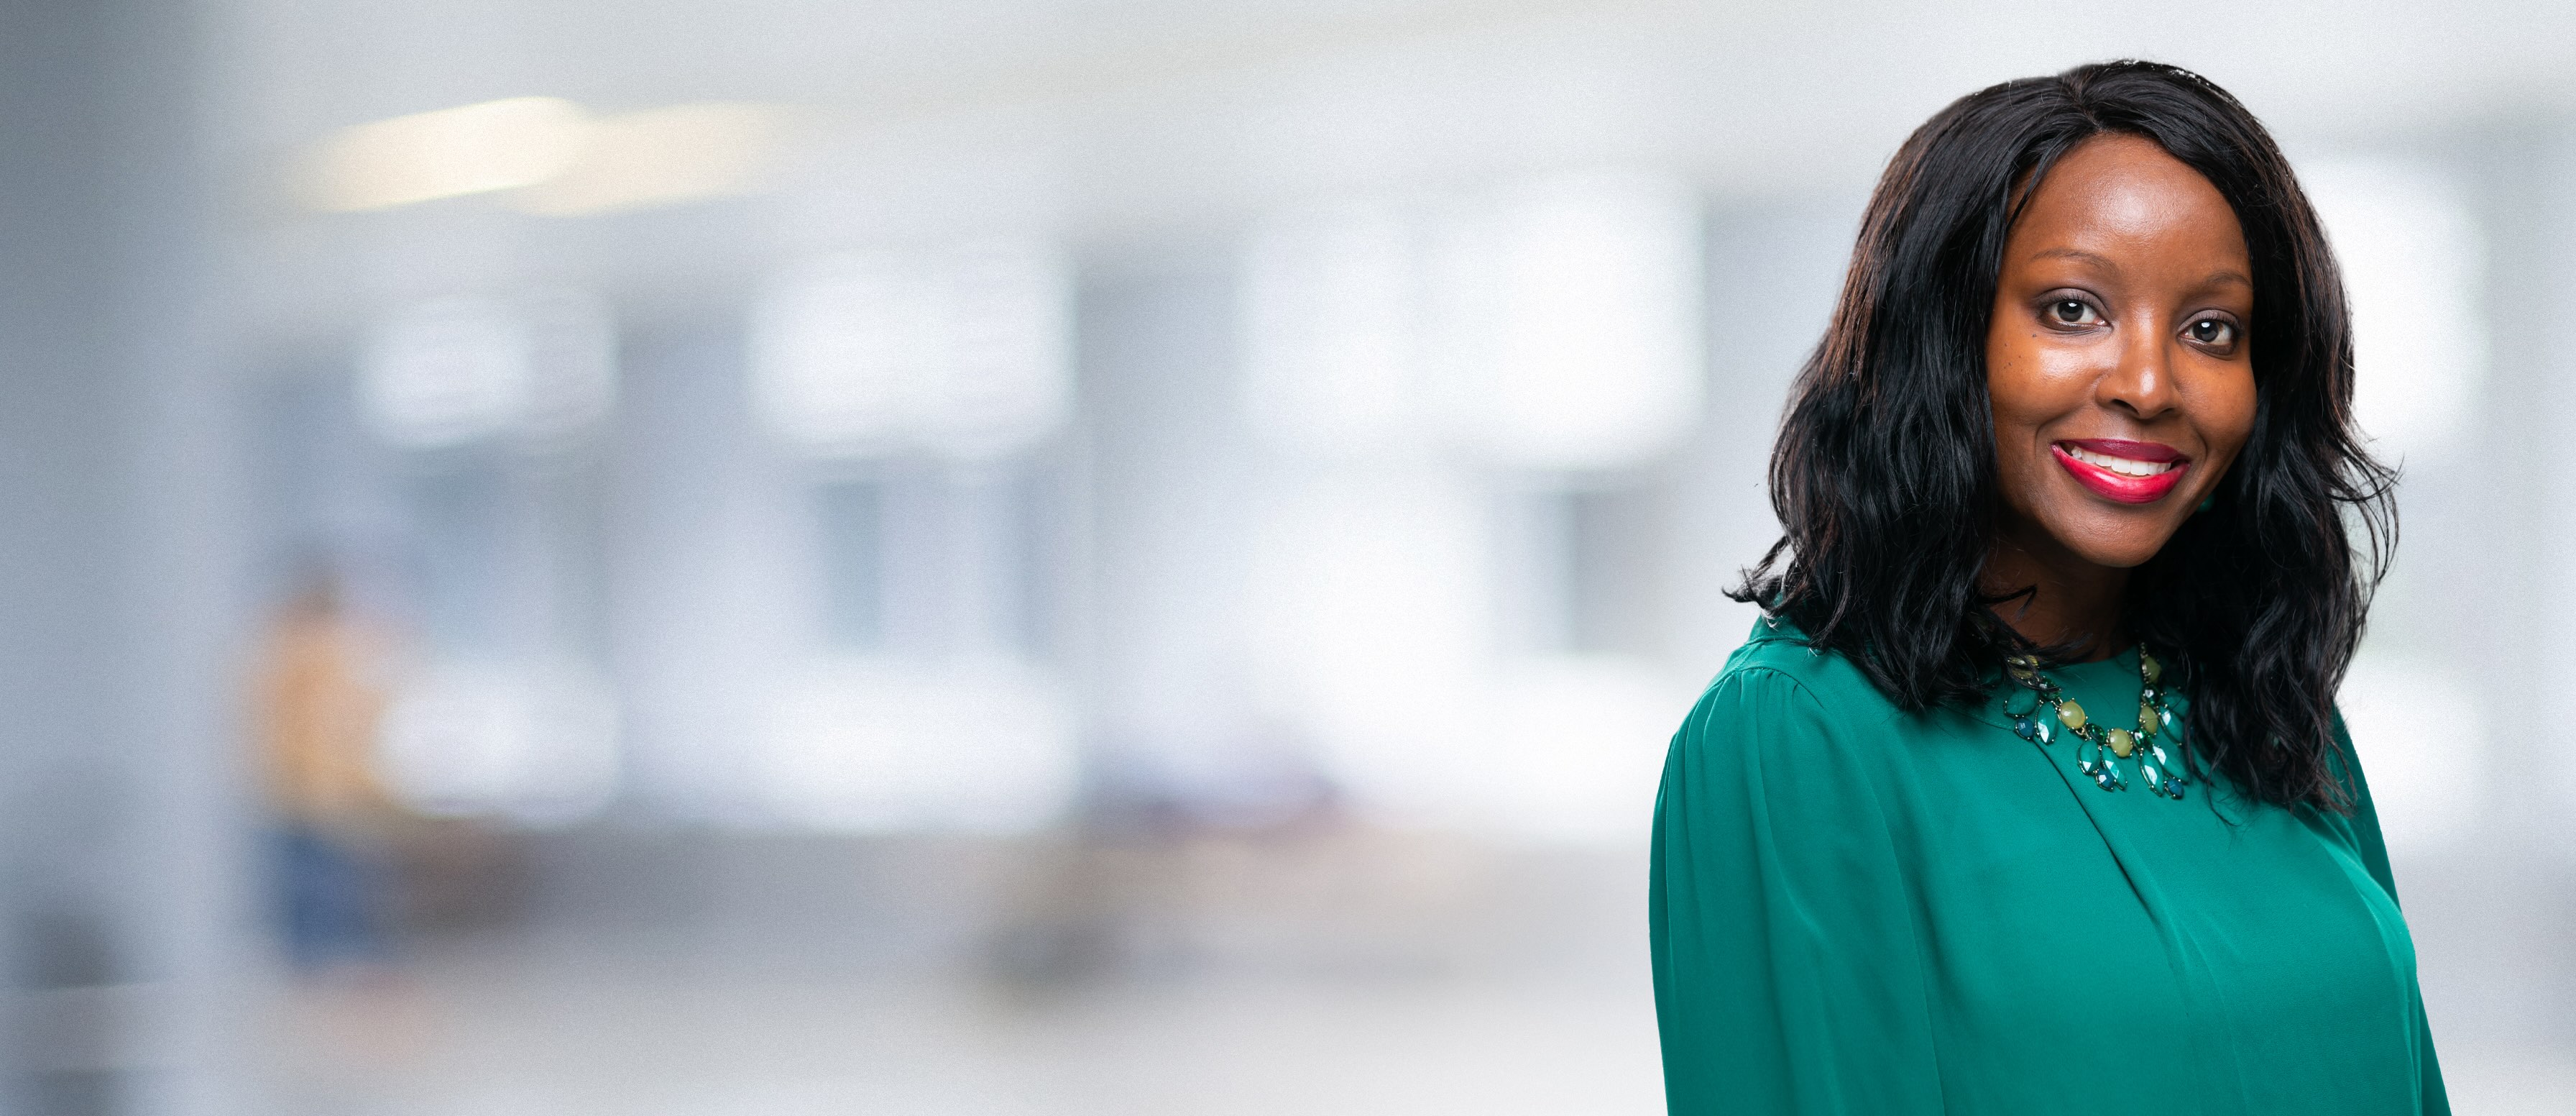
[2002,649,2188,800]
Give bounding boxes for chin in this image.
[2064,529,2179,569]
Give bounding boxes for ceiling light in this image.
[510,102,793,217]
[299,96,589,213]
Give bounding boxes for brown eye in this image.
[2048,299,2099,326]
[2187,318,2236,346]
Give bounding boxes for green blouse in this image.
[1651,618,2447,1115]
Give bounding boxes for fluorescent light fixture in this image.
[300,96,590,213]
[298,98,793,216]
[510,102,792,217]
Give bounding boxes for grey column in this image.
[0,0,242,1112]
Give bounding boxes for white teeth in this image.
[2064,445,2179,477]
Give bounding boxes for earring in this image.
[2195,496,2215,515]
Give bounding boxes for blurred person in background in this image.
[1652,62,2444,1115]
[256,567,405,978]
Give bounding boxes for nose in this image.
[2098,317,2180,421]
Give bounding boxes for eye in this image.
[2186,317,2237,346]
[2046,298,2101,326]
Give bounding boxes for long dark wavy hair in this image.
[1731,60,2395,811]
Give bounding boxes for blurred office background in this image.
[1,0,2570,1112]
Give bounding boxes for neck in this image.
[1982,528,2129,661]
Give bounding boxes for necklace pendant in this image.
[2056,700,2087,731]
[2009,648,2183,801]
[2085,759,2122,791]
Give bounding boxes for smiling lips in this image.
[2051,439,2189,503]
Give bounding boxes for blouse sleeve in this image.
[1651,667,1943,1115]
[2329,711,2452,1116]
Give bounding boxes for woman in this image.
[1651,61,2445,1115]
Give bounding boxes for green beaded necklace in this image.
[2002,649,2188,800]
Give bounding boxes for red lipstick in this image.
[2052,439,2189,504]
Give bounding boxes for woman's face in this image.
[1986,133,2258,572]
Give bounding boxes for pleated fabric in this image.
[1652,621,2446,1116]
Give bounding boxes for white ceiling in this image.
[210,0,2576,340]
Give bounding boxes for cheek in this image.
[2199,372,2260,465]
[1984,334,2053,472]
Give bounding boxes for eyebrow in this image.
[2033,247,2116,268]
[2029,247,2252,289]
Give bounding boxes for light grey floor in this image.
[257,829,2570,1115]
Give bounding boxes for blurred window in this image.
[359,291,615,451]
[1241,173,1706,470]
[331,291,626,827]
[750,243,1071,459]
[762,459,1072,831]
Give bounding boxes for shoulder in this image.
[1660,621,1915,835]
[1708,618,1903,719]
[1671,619,1906,764]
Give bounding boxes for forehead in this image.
[2010,134,2248,268]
